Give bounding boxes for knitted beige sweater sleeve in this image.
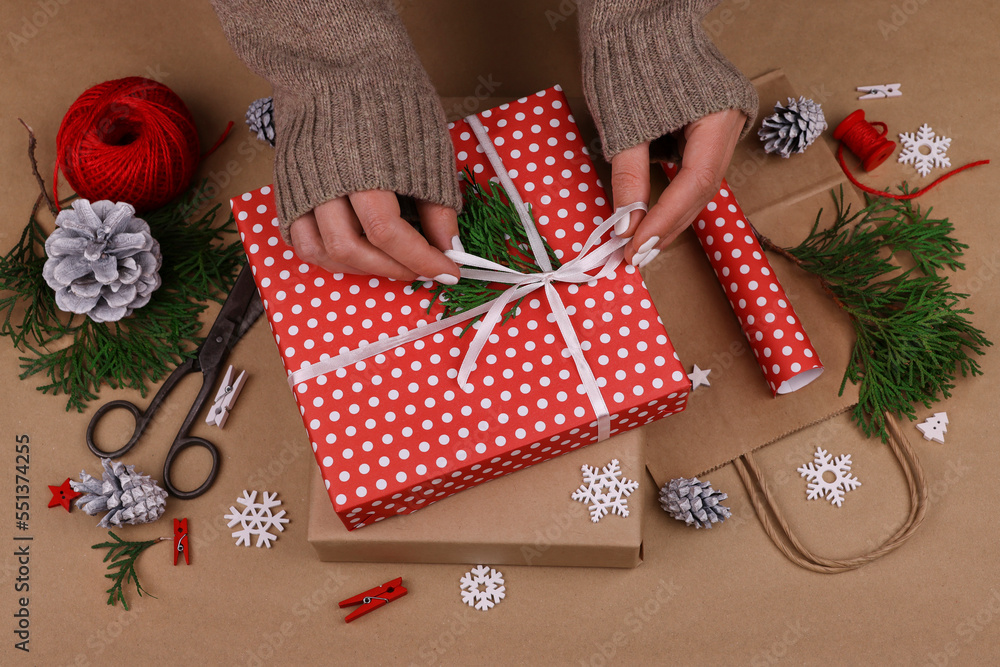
[577,0,758,157]
[210,0,462,242]
[211,0,757,241]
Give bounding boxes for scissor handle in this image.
[86,400,148,459]
[163,435,220,500]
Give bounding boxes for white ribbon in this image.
[287,113,646,441]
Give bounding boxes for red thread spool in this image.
[833,109,895,172]
[833,109,989,201]
[54,77,201,212]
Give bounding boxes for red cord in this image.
[202,121,234,160]
[834,109,989,201]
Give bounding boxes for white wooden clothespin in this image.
[205,365,247,429]
[857,83,902,100]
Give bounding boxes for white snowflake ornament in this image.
[225,490,289,547]
[898,124,951,176]
[917,412,949,444]
[571,458,639,522]
[797,447,861,507]
[460,565,505,611]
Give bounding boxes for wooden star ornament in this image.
[687,365,712,390]
[48,478,82,512]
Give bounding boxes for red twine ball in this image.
[54,77,201,212]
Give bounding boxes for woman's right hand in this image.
[289,189,462,284]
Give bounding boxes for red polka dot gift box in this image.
[232,86,690,531]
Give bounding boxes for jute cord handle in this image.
[733,412,928,573]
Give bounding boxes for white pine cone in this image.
[71,458,168,528]
[246,96,275,147]
[42,199,162,323]
[758,96,828,158]
[659,477,731,529]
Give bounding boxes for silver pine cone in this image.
[246,96,275,146]
[71,458,168,528]
[660,477,731,529]
[42,199,161,323]
[758,96,828,158]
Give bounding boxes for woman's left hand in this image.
[608,109,748,269]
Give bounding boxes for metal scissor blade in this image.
[198,265,263,372]
[231,291,264,348]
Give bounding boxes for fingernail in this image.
[417,276,431,282]
[616,209,644,236]
[638,248,660,269]
[637,236,660,254]
[451,235,465,253]
[434,273,460,285]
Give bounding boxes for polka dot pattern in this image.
[233,86,689,531]
[662,164,823,395]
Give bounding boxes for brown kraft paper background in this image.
[1,1,998,664]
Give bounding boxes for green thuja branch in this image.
[92,531,167,611]
[144,185,245,304]
[0,198,68,348]
[758,186,991,441]
[0,181,244,411]
[417,169,560,334]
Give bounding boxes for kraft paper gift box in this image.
[307,429,647,568]
[233,85,690,531]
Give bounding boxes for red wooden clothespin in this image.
[173,518,189,565]
[339,577,407,623]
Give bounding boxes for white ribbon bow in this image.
[287,114,646,441]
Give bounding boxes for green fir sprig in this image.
[759,186,991,441]
[416,170,560,334]
[0,181,244,411]
[92,531,167,610]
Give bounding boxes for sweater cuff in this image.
[581,1,758,159]
[272,74,462,244]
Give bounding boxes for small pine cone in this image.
[245,96,275,147]
[758,96,828,158]
[71,459,167,528]
[659,477,731,529]
[42,199,162,323]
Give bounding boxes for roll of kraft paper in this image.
[662,162,823,395]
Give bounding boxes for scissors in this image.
[86,264,264,499]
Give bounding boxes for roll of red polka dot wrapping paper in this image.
[233,86,690,531]
[661,163,823,395]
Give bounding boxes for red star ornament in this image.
[48,478,81,512]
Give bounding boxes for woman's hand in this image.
[288,190,462,284]
[609,109,748,269]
